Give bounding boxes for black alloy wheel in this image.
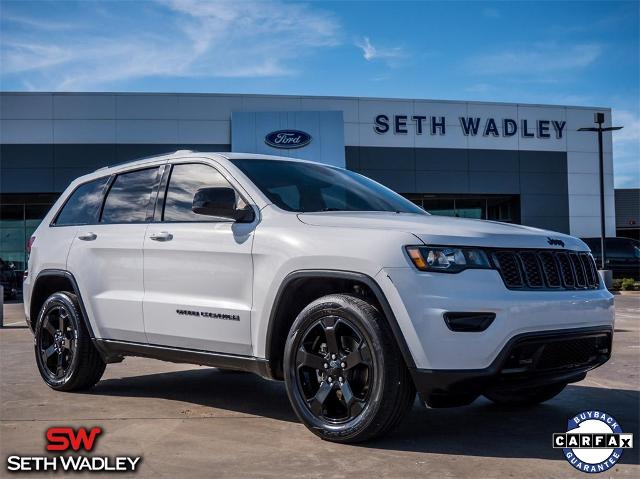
[38,304,77,380]
[34,292,106,391]
[284,294,415,443]
[295,315,372,423]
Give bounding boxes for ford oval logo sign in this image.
[264,130,312,149]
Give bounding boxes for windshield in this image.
[230,159,427,214]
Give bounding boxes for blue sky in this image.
[1,0,638,187]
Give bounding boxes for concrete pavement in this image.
[1,297,638,478]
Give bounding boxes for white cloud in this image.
[0,0,341,90]
[355,37,405,64]
[467,43,603,76]
[1,14,74,31]
[2,41,75,73]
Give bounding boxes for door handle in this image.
[78,232,97,241]
[149,231,173,242]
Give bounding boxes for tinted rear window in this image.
[101,167,159,224]
[55,177,110,226]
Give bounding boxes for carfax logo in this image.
[6,426,142,473]
[553,411,634,473]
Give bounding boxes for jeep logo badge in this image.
[265,130,312,149]
[547,237,565,247]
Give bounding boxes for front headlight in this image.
[405,246,491,273]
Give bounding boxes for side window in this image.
[101,167,159,224]
[55,176,110,226]
[163,163,246,222]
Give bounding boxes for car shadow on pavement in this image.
[92,367,298,423]
[92,368,639,463]
[376,385,639,464]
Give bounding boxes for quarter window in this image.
[55,177,110,226]
[101,168,159,224]
[163,163,245,222]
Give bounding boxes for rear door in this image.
[68,165,163,342]
[142,161,256,355]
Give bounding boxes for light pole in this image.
[578,112,623,284]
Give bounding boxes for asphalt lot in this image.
[1,295,639,478]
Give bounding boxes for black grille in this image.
[570,253,586,287]
[493,250,600,291]
[501,333,611,374]
[493,252,523,288]
[519,251,544,287]
[556,253,575,288]
[581,253,598,286]
[539,251,561,288]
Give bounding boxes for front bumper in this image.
[378,267,615,370]
[409,326,612,407]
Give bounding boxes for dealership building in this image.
[0,92,615,273]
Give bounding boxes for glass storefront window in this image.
[405,194,520,223]
[455,198,485,219]
[420,198,455,217]
[487,196,516,223]
[1,200,55,284]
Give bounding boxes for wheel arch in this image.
[30,269,97,339]
[265,270,416,380]
[30,269,117,362]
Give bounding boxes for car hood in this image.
[297,212,587,250]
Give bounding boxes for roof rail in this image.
[93,150,193,172]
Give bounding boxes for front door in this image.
[143,162,256,355]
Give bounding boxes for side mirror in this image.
[192,187,255,222]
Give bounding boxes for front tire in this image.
[34,292,106,391]
[284,294,415,443]
[484,382,567,406]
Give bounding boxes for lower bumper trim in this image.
[410,326,612,408]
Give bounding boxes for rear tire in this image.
[484,382,567,406]
[34,292,106,391]
[284,294,415,443]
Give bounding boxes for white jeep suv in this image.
[23,151,614,443]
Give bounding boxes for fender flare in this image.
[264,269,416,369]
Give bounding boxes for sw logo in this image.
[554,410,634,473]
[6,426,142,473]
[46,426,102,451]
